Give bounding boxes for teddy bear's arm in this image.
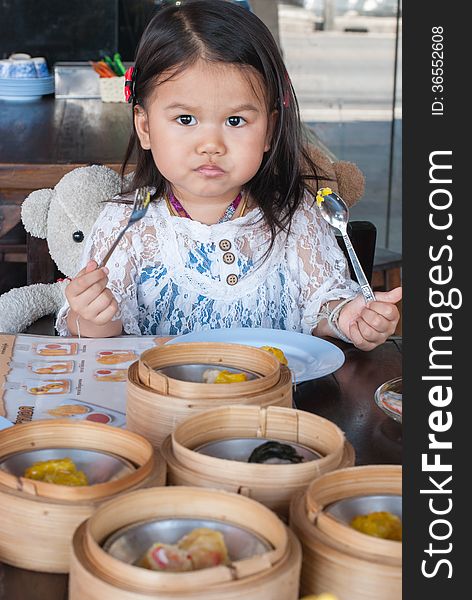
[0,281,68,334]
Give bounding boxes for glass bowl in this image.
[374,376,402,423]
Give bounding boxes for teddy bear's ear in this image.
[305,144,366,208]
[333,161,365,208]
[21,188,53,239]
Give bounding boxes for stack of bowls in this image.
[0,53,54,102]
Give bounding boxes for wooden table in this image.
[0,336,402,599]
[294,336,402,465]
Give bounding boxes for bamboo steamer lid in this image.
[289,465,402,600]
[138,343,282,398]
[127,343,293,448]
[69,486,302,600]
[0,420,166,573]
[161,405,355,517]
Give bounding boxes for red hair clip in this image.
[124,66,137,103]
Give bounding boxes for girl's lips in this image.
[195,165,225,177]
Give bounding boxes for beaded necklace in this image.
[166,190,247,223]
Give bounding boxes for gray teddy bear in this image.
[0,165,122,333]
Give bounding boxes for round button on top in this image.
[226,274,238,286]
[219,239,232,251]
[223,252,235,264]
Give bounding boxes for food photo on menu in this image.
[0,334,157,425]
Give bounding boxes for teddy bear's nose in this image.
[72,231,84,242]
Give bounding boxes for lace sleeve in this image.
[55,203,142,336]
[288,198,360,335]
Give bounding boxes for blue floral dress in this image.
[56,196,359,336]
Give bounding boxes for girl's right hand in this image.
[65,260,118,326]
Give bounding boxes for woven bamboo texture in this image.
[69,486,302,599]
[161,405,354,517]
[289,465,402,599]
[0,420,166,572]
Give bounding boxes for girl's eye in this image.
[176,115,197,126]
[226,116,246,127]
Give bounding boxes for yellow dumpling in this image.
[259,346,288,365]
[214,370,248,384]
[350,511,402,541]
[24,457,89,486]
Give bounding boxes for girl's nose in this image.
[196,134,225,157]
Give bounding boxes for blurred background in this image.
[0,0,401,295]
[281,0,402,255]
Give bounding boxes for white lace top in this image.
[56,195,360,336]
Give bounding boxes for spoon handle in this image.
[342,233,376,303]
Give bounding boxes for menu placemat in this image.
[0,334,162,426]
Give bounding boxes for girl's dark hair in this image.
[122,0,328,252]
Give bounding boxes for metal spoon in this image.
[316,188,376,303]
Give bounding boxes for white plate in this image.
[166,328,345,383]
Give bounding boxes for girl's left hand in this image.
[338,287,402,351]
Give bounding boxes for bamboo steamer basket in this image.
[289,465,402,600]
[69,486,302,600]
[161,405,355,518]
[0,420,166,573]
[127,343,293,448]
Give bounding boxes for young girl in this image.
[57,0,401,351]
